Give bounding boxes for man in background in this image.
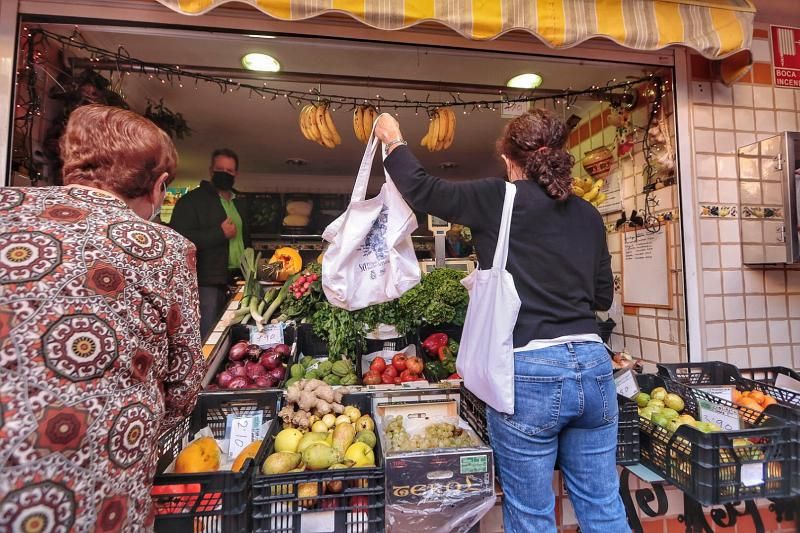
[171,148,250,339]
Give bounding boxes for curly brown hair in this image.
[497,108,574,201]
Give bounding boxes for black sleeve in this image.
[592,221,614,311]
[383,145,505,231]
[170,195,228,251]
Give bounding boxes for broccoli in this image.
[398,268,469,326]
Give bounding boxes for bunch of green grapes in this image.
[384,417,476,451]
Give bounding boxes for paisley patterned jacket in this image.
[0,186,206,531]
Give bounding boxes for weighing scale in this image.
[418,215,475,274]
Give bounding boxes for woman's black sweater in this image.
[384,145,613,347]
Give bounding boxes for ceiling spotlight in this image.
[506,73,543,89]
[242,53,281,72]
[439,162,459,170]
[285,158,308,166]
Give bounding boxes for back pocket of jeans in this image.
[595,371,619,424]
[501,376,563,436]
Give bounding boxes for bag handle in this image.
[350,113,394,203]
[492,182,517,270]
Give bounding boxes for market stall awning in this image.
[154,0,755,59]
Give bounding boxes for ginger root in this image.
[282,378,349,428]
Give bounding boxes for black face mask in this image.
[211,171,235,191]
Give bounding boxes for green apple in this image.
[635,392,651,408]
[650,387,668,401]
[664,393,685,412]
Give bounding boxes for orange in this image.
[748,390,765,404]
[761,396,778,408]
[175,436,221,474]
[738,398,763,412]
[731,389,742,404]
[231,440,262,472]
[740,390,751,398]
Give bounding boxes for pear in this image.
[332,423,356,455]
[262,452,302,475]
[302,442,342,470]
[355,415,375,432]
[298,482,318,508]
[297,432,330,454]
[355,429,377,449]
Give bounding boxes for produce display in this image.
[287,356,359,388]
[173,436,264,474]
[572,176,608,207]
[362,354,425,385]
[278,379,352,429]
[383,416,477,452]
[209,341,292,390]
[299,103,341,149]
[635,386,720,434]
[265,247,303,282]
[420,107,457,152]
[353,105,378,144]
[420,333,460,381]
[732,389,778,412]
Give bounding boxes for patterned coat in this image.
[0,186,206,531]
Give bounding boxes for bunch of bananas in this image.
[352,105,378,144]
[420,108,456,152]
[572,177,607,207]
[299,103,341,149]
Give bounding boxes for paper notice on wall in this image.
[598,168,623,215]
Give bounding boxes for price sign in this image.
[501,101,529,118]
[775,373,800,393]
[695,385,735,403]
[250,324,284,348]
[741,462,764,487]
[225,414,262,459]
[613,369,640,399]
[696,398,742,431]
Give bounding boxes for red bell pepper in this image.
[422,333,449,357]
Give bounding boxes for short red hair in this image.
[60,104,177,199]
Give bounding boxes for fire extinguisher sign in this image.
[771,25,800,88]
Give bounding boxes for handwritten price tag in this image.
[613,369,640,399]
[250,324,284,348]
[225,414,262,460]
[695,385,734,403]
[696,398,741,431]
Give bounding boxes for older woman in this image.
[0,104,205,530]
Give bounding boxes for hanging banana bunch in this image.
[420,107,456,152]
[572,177,607,208]
[353,105,378,144]
[298,102,342,149]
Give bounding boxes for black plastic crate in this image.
[363,331,418,355]
[152,390,281,533]
[204,324,296,391]
[458,384,639,464]
[635,374,794,505]
[297,323,331,357]
[657,361,741,386]
[739,366,800,385]
[251,393,385,532]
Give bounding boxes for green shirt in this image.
[219,195,245,271]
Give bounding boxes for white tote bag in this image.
[321,115,421,311]
[456,182,521,414]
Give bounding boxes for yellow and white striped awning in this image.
[156,0,755,59]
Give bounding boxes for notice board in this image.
[621,225,672,309]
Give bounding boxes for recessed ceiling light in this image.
[242,53,281,72]
[506,73,543,89]
[285,158,308,166]
[246,34,277,39]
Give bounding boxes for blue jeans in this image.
[486,342,629,533]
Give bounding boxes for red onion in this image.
[245,361,267,379]
[228,377,249,389]
[229,365,247,378]
[247,344,262,359]
[259,351,282,370]
[253,376,272,388]
[274,344,292,359]
[268,365,286,382]
[228,341,249,362]
[216,371,234,388]
[205,383,219,391]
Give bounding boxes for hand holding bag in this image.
[456,182,520,414]
[321,114,421,311]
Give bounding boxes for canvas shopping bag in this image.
[456,182,520,414]
[321,114,421,311]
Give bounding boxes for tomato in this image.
[151,484,201,496]
[392,354,407,372]
[381,372,395,385]
[369,357,386,374]
[405,356,424,375]
[394,376,401,385]
[383,366,398,378]
[151,484,201,515]
[399,370,416,383]
[447,373,461,380]
[350,495,370,510]
[362,371,382,385]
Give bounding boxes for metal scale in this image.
[418,215,475,274]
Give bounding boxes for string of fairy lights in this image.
[14,26,671,230]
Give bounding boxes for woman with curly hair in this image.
[375,109,627,533]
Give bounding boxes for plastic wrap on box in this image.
[377,407,495,533]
